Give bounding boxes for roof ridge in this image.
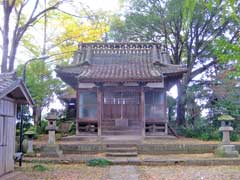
[78,42,166,50]
[0,72,17,80]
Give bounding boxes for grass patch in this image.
[86,158,112,167]
[32,164,49,172]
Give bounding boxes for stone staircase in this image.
[105,143,138,157]
[101,119,141,136]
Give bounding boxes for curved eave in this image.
[56,71,79,89]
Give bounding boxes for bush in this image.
[36,120,48,134]
[231,131,239,141]
[178,125,221,141]
[87,158,112,167]
[68,122,76,135]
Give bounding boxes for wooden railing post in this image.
[164,91,168,134]
[76,90,80,135]
[140,86,145,137]
[97,87,103,137]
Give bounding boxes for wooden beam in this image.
[97,87,103,137]
[164,90,168,134]
[76,90,80,135]
[140,87,145,137]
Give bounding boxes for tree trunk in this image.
[176,81,187,126]
[33,105,42,126]
[8,40,19,71]
[1,7,11,73]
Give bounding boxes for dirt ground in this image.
[10,163,240,180]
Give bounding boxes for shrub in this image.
[36,120,48,134]
[230,131,239,141]
[178,125,221,141]
[69,122,76,135]
[87,158,112,167]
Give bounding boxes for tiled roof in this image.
[0,72,34,105]
[0,73,19,98]
[56,42,187,87]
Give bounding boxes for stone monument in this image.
[41,109,63,157]
[215,114,239,157]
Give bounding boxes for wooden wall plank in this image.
[0,100,3,115]
[5,117,15,172]
[0,117,3,146]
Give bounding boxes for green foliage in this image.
[178,124,221,141]
[87,159,112,167]
[230,131,239,141]
[213,38,240,76]
[17,61,62,107]
[32,164,49,172]
[36,120,48,134]
[68,122,76,135]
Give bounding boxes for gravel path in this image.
[8,163,240,180]
[108,166,140,180]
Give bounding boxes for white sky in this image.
[77,0,120,11]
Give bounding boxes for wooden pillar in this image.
[97,87,103,137]
[140,87,145,137]
[164,90,168,134]
[76,90,80,135]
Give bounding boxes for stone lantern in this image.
[219,114,235,145]
[25,130,35,155]
[215,114,239,157]
[42,109,62,157]
[46,109,58,144]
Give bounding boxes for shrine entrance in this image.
[102,91,141,136]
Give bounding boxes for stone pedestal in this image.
[48,130,56,144]
[219,126,233,145]
[215,119,239,157]
[215,145,239,157]
[27,139,33,153]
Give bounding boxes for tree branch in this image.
[0,27,3,35]
[190,60,216,80]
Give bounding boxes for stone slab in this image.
[41,144,63,157]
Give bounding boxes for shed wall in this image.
[0,98,16,177]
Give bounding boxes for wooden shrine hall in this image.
[56,42,187,137]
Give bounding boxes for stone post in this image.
[219,126,233,145]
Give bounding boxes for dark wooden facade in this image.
[56,43,187,137]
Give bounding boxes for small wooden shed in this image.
[0,72,34,177]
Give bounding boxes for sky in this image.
[77,0,120,11]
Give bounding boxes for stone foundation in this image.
[215,145,239,158]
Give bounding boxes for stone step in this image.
[106,147,137,153]
[106,152,138,157]
[102,131,141,136]
[101,126,141,130]
[107,143,138,148]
